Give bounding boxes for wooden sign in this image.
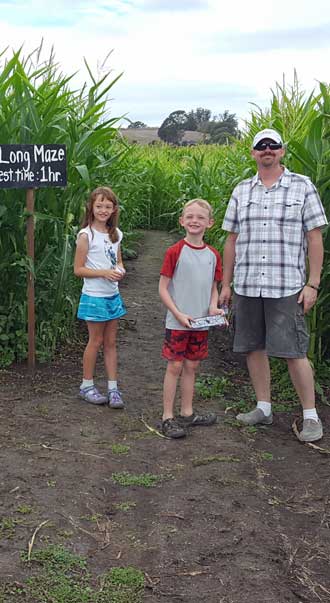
[0,143,67,370]
[0,144,67,188]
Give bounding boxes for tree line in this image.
[127,107,239,145]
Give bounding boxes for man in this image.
[219,128,327,442]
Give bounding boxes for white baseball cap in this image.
[252,128,283,148]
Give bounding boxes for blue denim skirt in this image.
[77,293,127,322]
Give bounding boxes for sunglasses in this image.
[253,141,283,151]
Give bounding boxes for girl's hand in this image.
[115,266,126,280]
[103,269,123,282]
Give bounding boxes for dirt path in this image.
[1,230,330,602]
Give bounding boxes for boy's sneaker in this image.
[162,418,186,439]
[108,389,125,409]
[177,412,217,427]
[79,386,107,405]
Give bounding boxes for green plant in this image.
[260,452,274,461]
[16,505,33,514]
[195,374,230,399]
[111,443,130,455]
[0,43,124,364]
[0,516,23,539]
[192,455,240,466]
[114,501,137,512]
[95,567,144,603]
[3,545,145,602]
[79,513,103,522]
[270,358,299,402]
[111,471,162,487]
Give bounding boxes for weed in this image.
[96,567,144,603]
[114,502,137,512]
[80,513,103,522]
[112,471,163,487]
[226,398,254,413]
[0,516,22,539]
[244,425,258,434]
[260,452,274,461]
[195,374,230,399]
[22,544,86,570]
[57,529,74,538]
[47,480,57,487]
[16,505,33,514]
[19,545,91,603]
[111,443,130,455]
[223,417,241,427]
[34,404,49,417]
[192,455,241,466]
[270,358,298,402]
[13,544,145,603]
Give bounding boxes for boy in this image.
[159,199,224,439]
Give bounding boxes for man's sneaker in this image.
[79,386,107,405]
[162,418,186,439]
[236,408,273,426]
[108,389,125,409]
[177,412,217,427]
[298,418,323,443]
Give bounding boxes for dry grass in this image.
[281,533,330,601]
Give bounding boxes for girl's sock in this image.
[257,401,272,416]
[108,380,118,391]
[81,379,94,389]
[303,408,319,422]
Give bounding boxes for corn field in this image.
[0,48,329,375]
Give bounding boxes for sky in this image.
[1,0,330,128]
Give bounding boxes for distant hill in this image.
[119,127,208,145]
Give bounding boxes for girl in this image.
[74,186,126,407]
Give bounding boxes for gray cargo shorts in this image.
[232,292,309,358]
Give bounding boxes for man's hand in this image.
[298,286,318,313]
[219,284,232,307]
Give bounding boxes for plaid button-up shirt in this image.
[222,168,328,298]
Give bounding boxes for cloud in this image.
[0,0,133,28]
[140,0,208,11]
[209,23,330,54]
[110,78,259,126]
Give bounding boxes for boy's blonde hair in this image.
[182,198,213,219]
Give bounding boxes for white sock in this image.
[108,380,117,391]
[257,401,272,416]
[81,379,93,389]
[303,408,319,422]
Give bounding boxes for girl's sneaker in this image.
[79,386,107,405]
[108,389,125,409]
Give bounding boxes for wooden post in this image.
[26,188,35,370]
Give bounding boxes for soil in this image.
[1,230,330,603]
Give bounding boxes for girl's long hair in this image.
[81,187,120,242]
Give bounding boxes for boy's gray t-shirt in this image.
[160,239,222,331]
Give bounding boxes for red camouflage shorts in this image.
[162,329,209,361]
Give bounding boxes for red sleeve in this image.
[207,245,223,282]
[160,240,185,278]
